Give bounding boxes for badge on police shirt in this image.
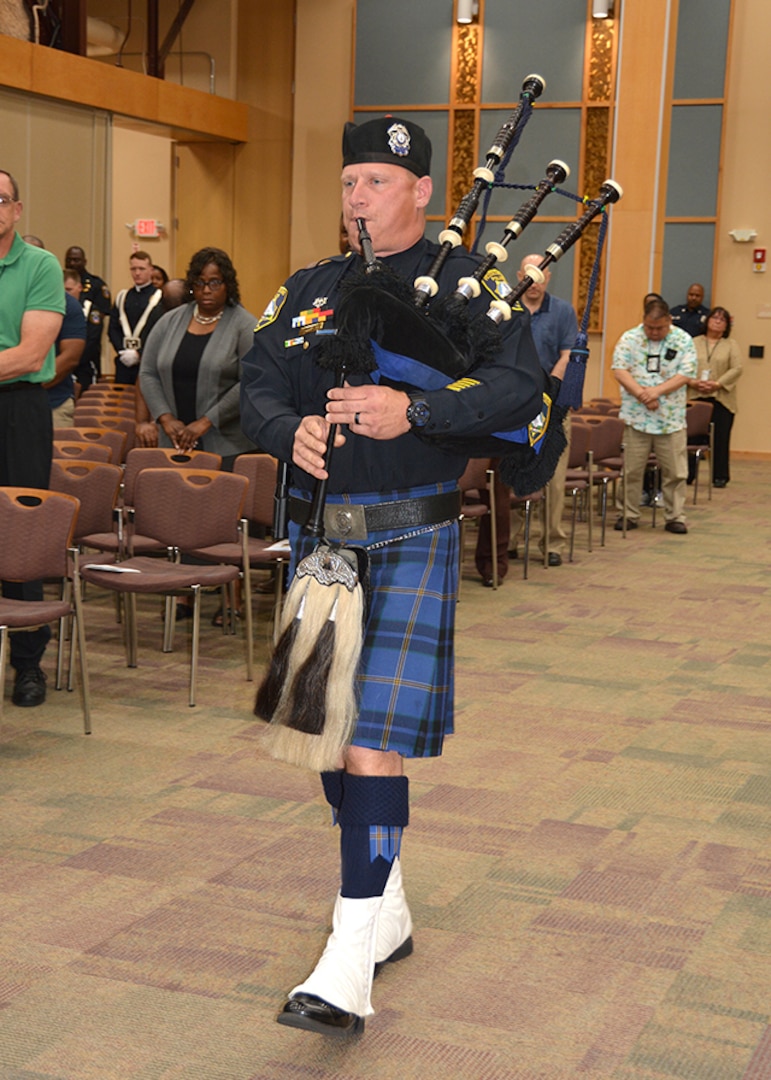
[255,286,288,332]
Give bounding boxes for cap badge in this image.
[387,123,410,158]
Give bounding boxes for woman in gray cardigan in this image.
[139,246,258,468]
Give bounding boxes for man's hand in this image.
[637,386,658,407]
[326,383,411,440]
[292,415,346,480]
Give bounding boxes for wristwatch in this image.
[406,391,431,429]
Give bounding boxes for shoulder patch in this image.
[255,286,288,332]
[481,267,512,302]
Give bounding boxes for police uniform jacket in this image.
[240,238,546,495]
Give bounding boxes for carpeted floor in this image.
[1,459,769,1080]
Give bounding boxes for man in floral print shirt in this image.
[612,298,697,534]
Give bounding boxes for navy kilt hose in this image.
[287,482,459,759]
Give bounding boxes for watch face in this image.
[407,399,430,428]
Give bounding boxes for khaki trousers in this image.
[618,424,688,524]
[511,412,571,556]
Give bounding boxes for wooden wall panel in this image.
[601,0,676,387]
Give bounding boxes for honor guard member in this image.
[108,249,164,384]
[65,245,111,385]
[241,117,546,1036]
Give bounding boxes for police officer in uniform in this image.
[240,117,547,1037]
[65,245,111,387]
[670,282,709,339]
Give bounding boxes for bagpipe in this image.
[319,85,622,493]
[256,75,622,770]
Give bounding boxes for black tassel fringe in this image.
[254,616,300,721]
[499,405,569,496]
[285,618,337,735]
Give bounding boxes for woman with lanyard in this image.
[688,306,743,487]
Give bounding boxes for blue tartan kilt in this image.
[287,481,459,758]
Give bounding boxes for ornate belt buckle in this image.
[324,503,367,541]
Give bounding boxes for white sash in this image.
[116,287,162,349]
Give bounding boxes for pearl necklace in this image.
[193,304,224,325]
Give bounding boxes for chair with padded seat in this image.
[0,487,91,733]
[74,412,136,455]
[81,382,136,402]
[457,458,496,595]
[184,453,290,676]
[562,420,592,560]
[55,427,127,466]
[49,459,123,556]
[78,468,248,707]
[584,416,625,546]
[686,400,714,504]
[54,440,113,465]
[509,486,547,578]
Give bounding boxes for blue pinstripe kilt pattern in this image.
[287,482,459,758]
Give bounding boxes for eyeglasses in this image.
[0,195,17,207]
[192,277,224,291]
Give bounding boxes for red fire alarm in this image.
[753,247,766,273]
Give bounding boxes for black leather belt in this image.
[289,490,461,542]
[0,380,37,394]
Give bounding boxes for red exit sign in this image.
[135,218,159,238]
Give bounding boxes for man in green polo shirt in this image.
[0,168,65,707]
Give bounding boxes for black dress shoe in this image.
[12,666,47,708]
[547,552,562,567]
[664,520,688,534]
[713,479,728,488]
[614,518,639,531]
[277,993,364,1036]
[481,577,494,588]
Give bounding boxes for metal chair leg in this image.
[487,467,498,590]
[522,500,531,580]
[189,585,201,707]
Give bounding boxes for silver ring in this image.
[354,412,361,426]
